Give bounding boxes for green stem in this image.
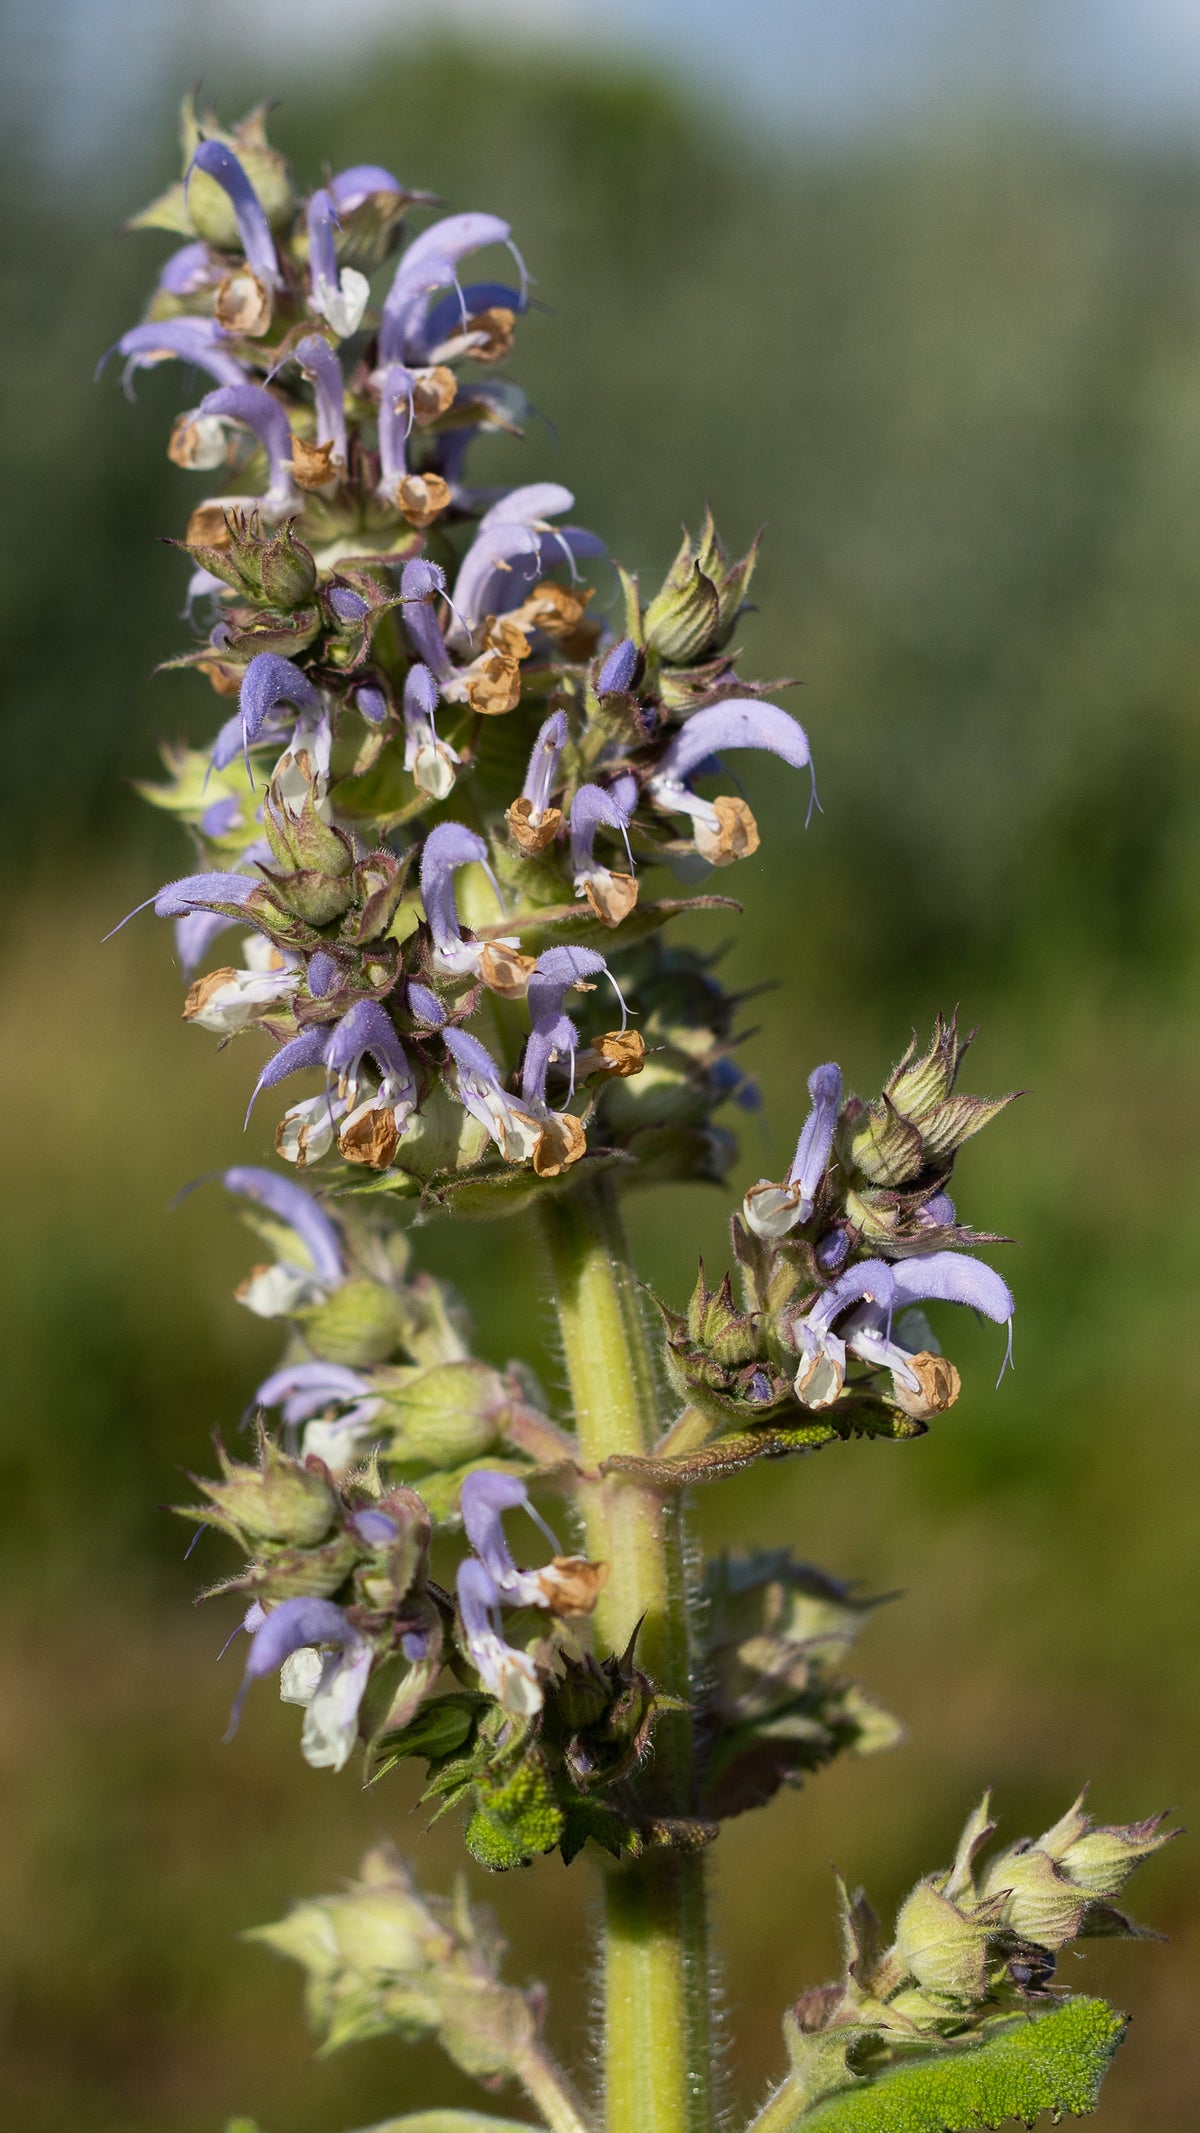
[511,2035,596,2133]
[540,1179,713,2133]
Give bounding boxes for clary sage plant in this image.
[105,96,1173,2133]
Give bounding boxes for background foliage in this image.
[1,41,1197,2133]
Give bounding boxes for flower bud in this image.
[191,1432,336,1547]
[299,1279,407,1365]
[894,1881,991,2003]
[258,525,319,609]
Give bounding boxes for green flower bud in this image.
[258,526,319,610]
[979,1845,1089,1950]
[299,1279,406,1365]
[263,783,354,879]
[187,1430,335,1547]
[1036,1796,1175,1896]
[373,1360,509,1467]
[894,1881,991,2003]
[643,510,759,665]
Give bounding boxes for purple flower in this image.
[354,684,389,727]
[460,1469,559,1605]
[329,164,404,213]
[455,1558,543,1718]
[518,710,568,822]
[156,241,219,297]
[118,871,261,936]
[290,334,348,468]
[450,485,605,639]
[419,822,505,975]
[743,1062,843,1239]
[417,278,528,360]
[380,211,524,365]
[648,699,816,859]
[376,361,415,497]
[97,316,245,397]
[249,1001,416,1152]
[794,1249,1015,1409]
[221,1165,345,1285]
[305,188,370,338]
[569,783,634,888]
[255,1358,374,1423]
[522,945,618,1106]
[195,384,297,508]
[187,140,281,289]
[400,557,453,680]
[407,981,447,1030]
[403,664,458,799]
[443,1027,541,1164]
[597,637,640,695]
[213,652,323,777]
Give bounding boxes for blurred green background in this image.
[2,29,1199,2133]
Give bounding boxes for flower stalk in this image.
[542,1178,711,2133]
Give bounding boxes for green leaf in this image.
[351,2116,542,2133]
[775,1996,1125,2133]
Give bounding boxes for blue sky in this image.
[15,0,1200,171]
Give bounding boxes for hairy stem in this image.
[541,1179,713,2133]
[511,2035,596,2133]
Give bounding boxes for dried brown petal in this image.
[410,365,458,426]
[481,616,532,662]
[535,1555,610,1615]
[465,305,515,362]
[532,1112,587,1176]
[291,435,340,490]
[186,503,235,549]
[182,967,239,1021]
[505,796,563,854]
[584,871,640,927]
[513,581,592,639]
[467,652,522,717]
[214,270,273,336]
[196,657,242,696]
[479,942,537,999]
[396,473,451,528]
[338,1106,401,1171]
[694,795,760,867]
[577,1029,646,1079]
[891,1352,961,1420]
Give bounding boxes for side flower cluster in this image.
[656,1015,1019,1453]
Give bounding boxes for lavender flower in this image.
[98,316,246,396]
[187,140,281,289]
[403,663,458,798]
[328,164,404,212]
[290,334,349,474]
[214,652,324,777]
[743,1063,843,1238]
[192,384,298,512]
[221,1164,345,1315]
[379,211,523,366]
[455,1558,543,1718]
[305,187,370,338]
[569,783,637,925]
[450,485,604,641]
[522,945,617,1106]
[256,1001,417,1172]
[648,699,815,864]
[506,710,568,852]
[793,1250,1015,1411]
[419,822,505,976]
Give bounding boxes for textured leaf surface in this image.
[789,1997,1125,2132]
[354,2116,541,2133]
